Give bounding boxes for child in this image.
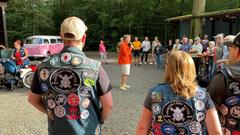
[99,40,107,64]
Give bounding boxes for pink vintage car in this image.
[23,35,64,58]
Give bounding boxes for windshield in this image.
[25,38,43,44]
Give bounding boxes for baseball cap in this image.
[224,33,240,47]
[60,16,88,41]
[213,34,223,39]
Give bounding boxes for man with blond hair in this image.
[28,16,113,135]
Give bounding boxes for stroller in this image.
[0,59,37,90]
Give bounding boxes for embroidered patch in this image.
[61,53,71,63]
[39,68,49,81]
[189,121,201,134]
[196,112,205,122]
[220,104,229,115]
[41,83,49,92]
[194,100,205,111]
[219,115,226,126]
[81,110,89,120]
[84,79,96,87]
[81,98,90,109]
[225,96,240,106]
[229,82,240,95]
[162,100,194,127]
[177,127,188,135]
[226,118,238,128]
[47,99,56,109]
[156,115,163,123]
[161,124,177,134]
[54,106,66,118]
[50,55,60,66]
[151,92,163,103]
[47,109,54,120]
[195,89,206,100]
[229,106,240,118]
[79,86,92,97]
[82,70,98,80]
[66,107,80,120]
[151,103,161,115]
[50,69,81,94]
[67,94,80,107]
[152,123,162,135]
[71,57,83,66]
[55,94,67,106]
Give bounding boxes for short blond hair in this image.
[165,51,197,99]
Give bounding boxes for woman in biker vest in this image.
[136,51,222,135]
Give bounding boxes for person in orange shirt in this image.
[133,37,142,66]
[118,34,133,90]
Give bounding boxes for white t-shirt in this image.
[142,40,151,52]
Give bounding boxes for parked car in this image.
[23,35,64,58]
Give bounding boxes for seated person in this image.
[11,39,30,67]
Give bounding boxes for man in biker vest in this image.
[28,16,113,135]
[208,33,240,135]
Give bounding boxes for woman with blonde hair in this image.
[136,51,222,135]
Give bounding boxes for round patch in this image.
[47,109,54,120]
[54,106,66,118]
[220,104,228,115]
[196,112,205,122]
[162,100,194,127]
[55,94,67,106]
[71,57,83,66]
[68,94,80,107]
[41,83,49,91]
[81,98,90,109]
[81,110,89,120]
[46,90,55,99]
[61,53,71,63]
[79,86,92,97]
[177,127,188,135]
[84,79,96,87]
[151,92,163,103]
[229,82,240,95]
[226,118,238,128]
[225,96,240,106]
[229,106,240,118]
[194,100,205,111]
[161,124,177,134]
[50,68,81,94]
[152,123,162,135]
[50,56,60,66]
[47,99,56,109]
[82,70,98,80]
[195,89,206,100]
[189,121,201,134]
[39,68,49,81]
[151,103,161,115]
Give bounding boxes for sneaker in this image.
[139,62,142,65]
[119,86,128,91]
[149,62,153,65]
[124,84,131,88]
[134,64,137,66]
[144,62,147,64]
[154,62,157,65]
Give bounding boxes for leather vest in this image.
[218,66,240,134]
[38,46,102,135]
[150,83,208,135]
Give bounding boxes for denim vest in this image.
[150,83,208,135]
[14,47,30,66]
[38,46,101,135]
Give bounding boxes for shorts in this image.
[133,50,140,57]
[99,53,106,61]
[121,64,130,75]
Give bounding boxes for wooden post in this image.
[191,0,206,38]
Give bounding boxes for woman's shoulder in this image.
[148,83,170,93]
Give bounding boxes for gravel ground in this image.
[0,52,165,135]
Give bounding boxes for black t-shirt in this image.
[30,65,112,96]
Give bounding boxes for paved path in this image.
[0,53,165,135]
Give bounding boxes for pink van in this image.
[23,35,64,58]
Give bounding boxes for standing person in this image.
[132,37,142,66]
[118,34,133,91]
[208,33,240,135]
[180,36,191,52]
[202,34,210,53]
[28,16,113,135]
[99,40,107,64]
[153,41,164,69]
[172,39,181,51]
[206,41,216,80]
[167,39,173,51]
[141,36,151,64]
[150,37,158,65]
[136,51,222,135]
[189,38,194,46]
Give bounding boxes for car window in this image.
[44,39,49,44]
[25,38,43,44]
[50,39,57,44]
[57,39,63,43]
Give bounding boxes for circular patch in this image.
[39,68,49,81]
[229,106,240,118]
[79,86,92,97]
[50,68,81,94]
[50,56,60,66]
[151,103,161,115]
[55,94,67,106]
[194,100,205,111]
[189,121,201,134]
[47,99,56,109]
[81,110,89,120]
[81,98,90,109]
[161,124,177,134]
[162,100,194,127]
[47,109,54,120]
[220,104,228,115]
[41,83,49,92]
[84,79,96,87]
[68,94,80,107]
[151,92,163,103]
[195,89,206,100]
[225,96,240,106]
[46,90,55,99]
[229,82,240,95]
[71,57,83,66]
[226,118,238,128]
[177,127,188,135]
[82,70,98,80]
[54,106,66,118]
[196,112,205,122]
[61,53,71,63]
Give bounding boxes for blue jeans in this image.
[208,59,214,80]
[155,54,163,68]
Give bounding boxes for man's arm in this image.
[28,90,47,114]
[99,91,113,121]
